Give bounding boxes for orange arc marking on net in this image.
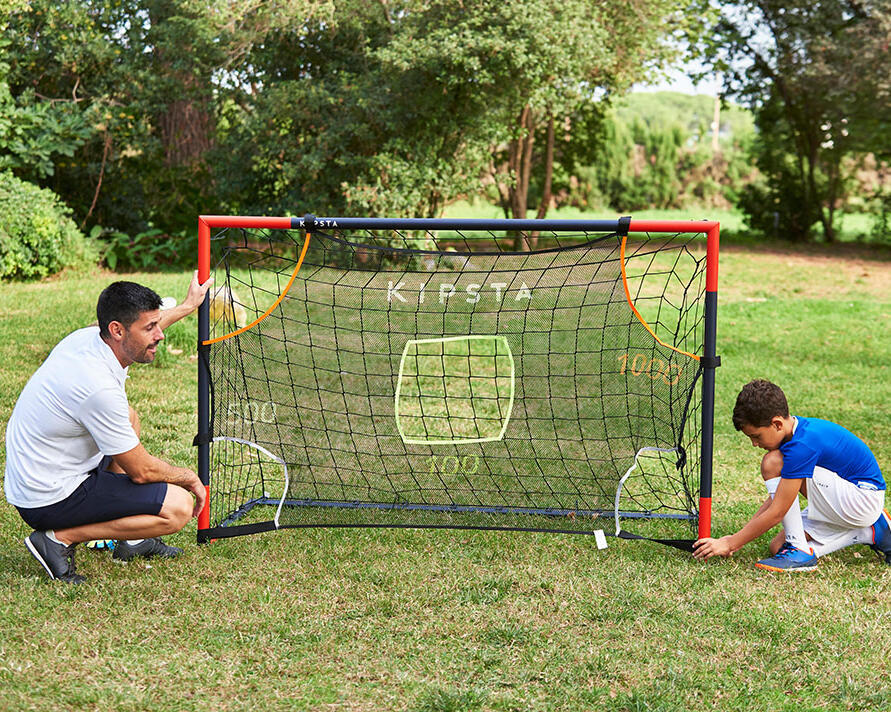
[202,231,312,345]
[619,234,700,362]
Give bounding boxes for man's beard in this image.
[125,338,160,364]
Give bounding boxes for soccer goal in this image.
[195,215,719,545]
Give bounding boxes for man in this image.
[4,273,211,584]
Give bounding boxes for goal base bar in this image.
[197,497,696,543]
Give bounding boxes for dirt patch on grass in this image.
[718,243,891,302]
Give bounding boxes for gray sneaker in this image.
[24,531,86,584]
[112,537,183,563]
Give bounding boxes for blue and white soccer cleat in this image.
[870,510,891,564]
[754,542,818,572]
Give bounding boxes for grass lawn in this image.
[444,201,883,244]
[1,235,890,711]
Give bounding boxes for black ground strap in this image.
[198,520,277,543]
[618,530,696,552]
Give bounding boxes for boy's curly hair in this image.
[732,379,790,430]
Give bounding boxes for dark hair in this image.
[732,379,790,430]
[97,281,162,338]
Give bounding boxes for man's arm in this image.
[158,271,213,331]
[693,477,803,559]
[112,444,206,518]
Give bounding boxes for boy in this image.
[693,379,890,571]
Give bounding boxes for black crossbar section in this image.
[197,520,276,543]
[204,521,617,541]
[294,216,625,233]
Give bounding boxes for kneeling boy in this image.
[693,379,890,571]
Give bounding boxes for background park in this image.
[1,1,890,711]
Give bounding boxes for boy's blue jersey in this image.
[780,416,885,490]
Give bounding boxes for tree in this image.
[2,0,330,234]
[698,0,891,241]
[465,0,696,232]
[214,0,702,227]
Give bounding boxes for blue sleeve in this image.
[780,439,818,479]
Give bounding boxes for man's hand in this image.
[185,474,207,518]
[693,535,735,560]
[158,271,214,331]
[181,270,213,313]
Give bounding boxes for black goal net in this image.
[196,216,718,542]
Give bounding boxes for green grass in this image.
[1,244,890,711]
[444,200,883,244]
[444,199,747,234]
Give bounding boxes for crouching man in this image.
[4,276,210,584]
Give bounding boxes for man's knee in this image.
[761,449,783,480]
[159,485,192,532]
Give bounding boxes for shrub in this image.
[93,226,197,271]
[0,171,98,279]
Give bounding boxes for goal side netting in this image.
[195,216,719,543]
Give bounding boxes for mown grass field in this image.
[1,231,890,712]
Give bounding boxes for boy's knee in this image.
[761,449,783,480]
[159,485,192,532]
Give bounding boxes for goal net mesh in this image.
[201,222,707,539]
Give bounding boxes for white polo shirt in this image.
[4,327,140,508]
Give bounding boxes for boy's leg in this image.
[761,450,809,553]
[871,510,891,563]
[798,467,885,559]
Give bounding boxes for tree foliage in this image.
[4,0,889,263]
[698,0,891,241]
[560,92,755,213]
[3,0,704,239]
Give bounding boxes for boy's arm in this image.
[158,271,213,331]
[693,477,803,559]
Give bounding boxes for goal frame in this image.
[195,215,719,542]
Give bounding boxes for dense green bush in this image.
[92,225,197,271]
[0,171,98,279]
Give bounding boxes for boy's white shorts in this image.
[801,466,886,546]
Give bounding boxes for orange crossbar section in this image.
[201,230,312,346]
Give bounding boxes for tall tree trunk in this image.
[534,114,555,221]
[529,113,556,250]
[158,86,214,167]
[508,105,536,250]
[149,5,215,169]
[508,105,535,218]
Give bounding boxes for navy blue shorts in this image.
[15,457,168,531]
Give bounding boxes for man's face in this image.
[120,309,164,364]
[739,419,786,451]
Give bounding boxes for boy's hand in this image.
[693,535,734,560]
